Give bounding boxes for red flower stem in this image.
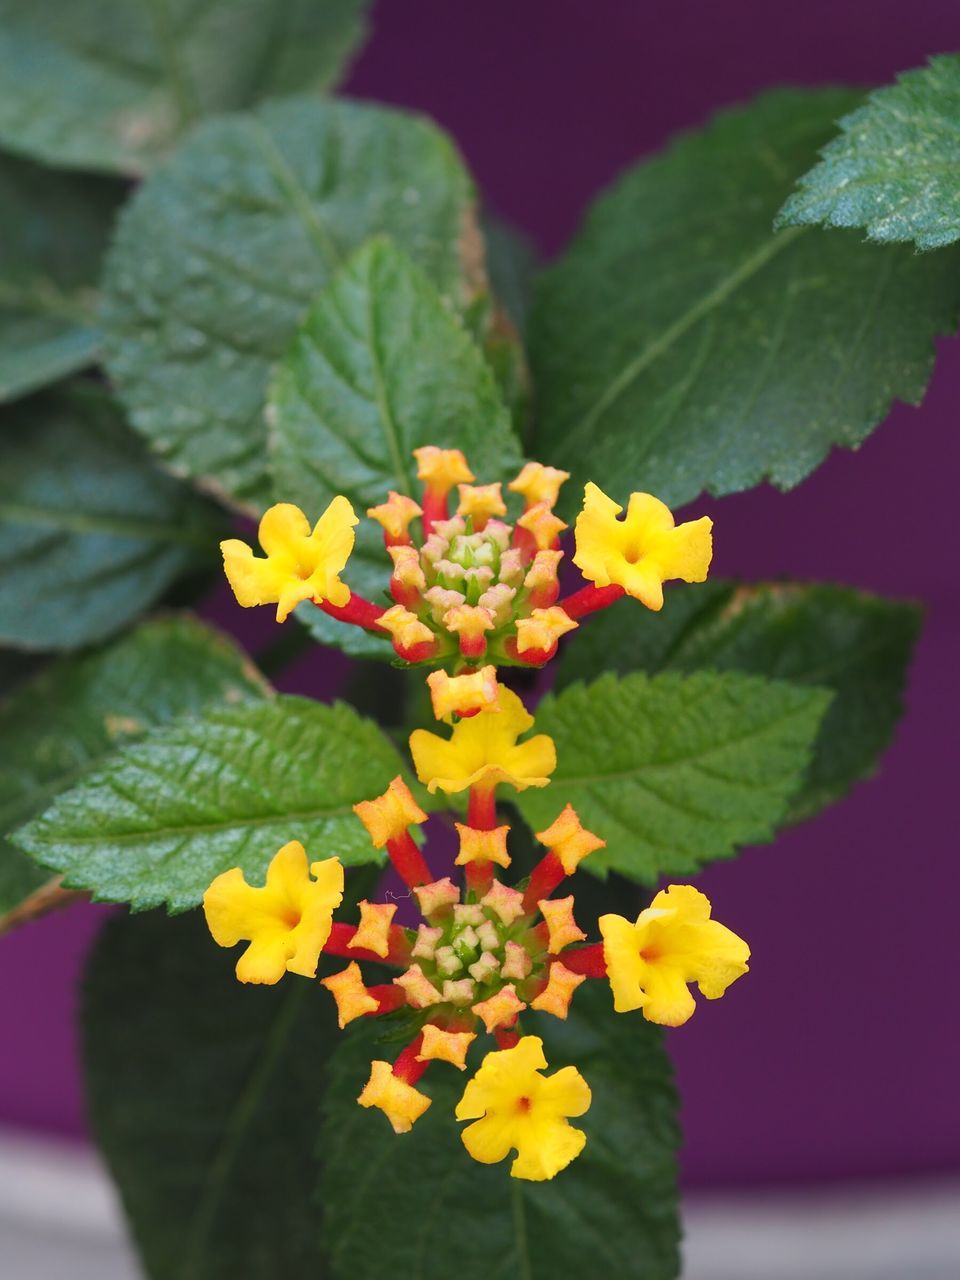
[393,1033,429,1085]
[521,850,566,915]
[467,783,497,831]
[323,922,411,967]
[495,1027,521,1050]
[561,943,608,979]
[315,594,386,632]
[421,489,448,537]
[559,583,625,620]
[386,830,433,889]
[465,859,495,899]
[366,984,407,1015]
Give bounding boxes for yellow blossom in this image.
[358,1060,431,1134]
[509,462,570,510]
[367,491,423,541]
[531,962,586,1019]
[535,804,606,874]
[427,667,500,720]
[472,984,526,1033]
[409,686,556,796]
[517,502,567,550]
[515,607,578,655]
[538,896,586,953]
[457,482,507,526]
[454,823,511,869]
[416,1025,476,1071]
[321,961,378,1028]
[599,884,750,1026]
[348,900,397,959]
[353,776,427,848]
[220,498,357,623]
[377,604,435,650]
[203,842,343,984]
[573,482,713,611]
[413,446,475,493]
[455,1036,591,1180]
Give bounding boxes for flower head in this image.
[599,884,749,1025]
[409,686,556,795]
[203,842,343,983]
[220,498,357,622]
[573,482,712,611]
[455,1036,591,1180]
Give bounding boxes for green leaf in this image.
[530,88,960,510]
[0,154,121,402]
[269,237,523,660]
[515,670,831,881]
[101,96,479,511]
[13,694,405,911]
[0,615,268,920]
[556,581,921,822]
[483,214,539,340]
[778,56,960,250]
[322,981,679,1280]
[0,387,224,651]
[0,0,373,175]
[82,898,373,1279]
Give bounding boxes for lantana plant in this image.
[0,6,946,1277]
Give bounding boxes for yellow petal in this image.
[220,539,288,610]
[258,502,311,557]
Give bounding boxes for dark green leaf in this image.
[778,56,960,250]
[556,581,920,821]
[322,981,679,1280]
[515,670,831,881]
[0,0,372,174]
[0,154,121,401]
[482,214,539,340]
[530,89,960,510]
[269,237,523,660]
[0,387,224,651]
[102,97,478,510]
[83,900,365,1279]
[13,694,404,910]
[0,615,267,919]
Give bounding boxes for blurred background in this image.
[2,1,958,1275]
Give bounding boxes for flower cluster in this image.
[207,447,747,1181]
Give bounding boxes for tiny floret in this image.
[481,879,526,926]
[358,1061,431,1134]
[220,498,357,623]
[353,776,427,848]
[509,462,570,510]
[538,896,587,953]
[377,604,435,651]
[414,877,461,916]
[573,482,713,611]
[409,686,556,795]
[456,1036,591,1180]
[417,1025,476,1071]
[515,607,578,656]
[368,491,423,542]
[321,962,379,1028]
[454,823,511,869]
[457,482,507,528]
[349,900,398,959]
[517,502,567,551]
[203,842,343,984]
[472,984,526,1033]
[414,446,475,493]
[531,962,586,1020]
[427,667,500,720]
[502,940,533,980]
[394,964,442,1008]
[599,884,750,1026]
[536,804,606,874]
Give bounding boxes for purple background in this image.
[2,0,958,1187]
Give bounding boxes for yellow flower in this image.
[509,462,570,510]
[203,841,344,984]
[573,482,712,611]
[427,667,500,720]
[321,961,379,1028]
[409,686,556,796]
[536,804,606,874]
[220,498,357,623]
[358,1060,431,1134]
[599,884,749,1026]
[455,1036,591,1180]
